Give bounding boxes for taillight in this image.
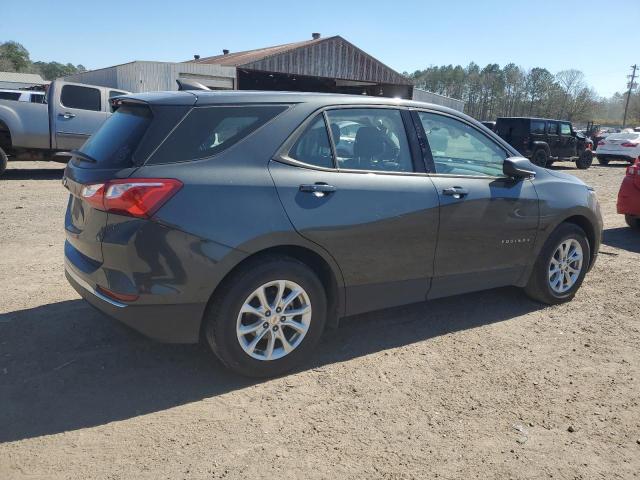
[626,162,640,176]
[621,142,639,147]
[598,141,605,146]
[80,178,182,218]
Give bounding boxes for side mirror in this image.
[503,157,536,179]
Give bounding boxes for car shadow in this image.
[1,167,65,180]
[0,287,544,443]
[602,226,640,253]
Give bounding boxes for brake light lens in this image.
[621,142,639,147]
[80,178,182,218]
[626,161,640,176]
[598,141,606,146]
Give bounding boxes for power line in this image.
[622,64,637,128]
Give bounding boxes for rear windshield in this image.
[147,105,287,164]
[606,133,640,141]
[495,119,526,137]
[74,104,151,169]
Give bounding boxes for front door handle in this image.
[442,186,468,199]
[58,112,76,119]
[299,183,337,197]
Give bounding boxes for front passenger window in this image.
[418,112,507,177]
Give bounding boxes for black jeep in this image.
[495,117,594,169]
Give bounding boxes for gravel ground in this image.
[0,160,638,480]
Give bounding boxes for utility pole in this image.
[622,64,637,128]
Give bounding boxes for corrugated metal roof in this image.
[0,71,48,84]
[188,37,328,67]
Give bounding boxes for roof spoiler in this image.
[176,79,211,91]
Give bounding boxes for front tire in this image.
[524,223,590,304]
[204,255,327,377]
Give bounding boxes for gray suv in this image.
[63,91,603,377]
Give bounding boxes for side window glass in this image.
[547,122,559,135]
[418,112,507,177]
[531,120,545,134]
[60,85,101,111]
[560,123,571,135]
[325,108,413,172]
[288,115,334,168]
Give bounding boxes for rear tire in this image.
[576,150,593,169]
[524,223,590,305]
[532,148,549,167]
[597,156,610,165]
[625,215,640,230]
[204,255,327,377]
[0,146,7,177]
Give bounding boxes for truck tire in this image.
[532,148,549,167]
[0,146,7,177]
[576,150,593,169]
[597,156,609,165]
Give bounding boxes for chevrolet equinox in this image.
[63,91,603,377]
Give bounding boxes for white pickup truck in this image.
[0,80,129,176]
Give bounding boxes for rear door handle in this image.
[58,112,76,119]
[299,183,337,197]
[442,186,468,199]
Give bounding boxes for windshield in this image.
[75,104,151,169]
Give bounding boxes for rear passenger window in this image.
[325,108,413,172]
[288,115,334,168]
[60,85,101,111]
[547,122,559,135]
[30,94,45,104]
[531,120,545,134]
[148,105,287,164]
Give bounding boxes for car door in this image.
[545,121,560,157]
[413,110,539,299]
[269,107,440,316]
[559,122,576,157]
[54,84,108,150]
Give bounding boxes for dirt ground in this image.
[0,160,638,480]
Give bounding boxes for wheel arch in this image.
[200,243,345,340]
[532,141,551,156]
[0,119,13,152]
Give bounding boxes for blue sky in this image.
[3,0,638,97]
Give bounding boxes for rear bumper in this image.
[617,176,640,216]
[65,258,204,343]
[596,153,637,162]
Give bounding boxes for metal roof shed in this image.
[189,35,414,99]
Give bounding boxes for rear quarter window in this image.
[0,92,21,101]
[147,105,288,165]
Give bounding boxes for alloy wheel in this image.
[236,280,312,361]
[548,239,583,294]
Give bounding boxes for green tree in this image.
[0,41,31,71]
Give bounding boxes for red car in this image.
[617,159,640,229]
